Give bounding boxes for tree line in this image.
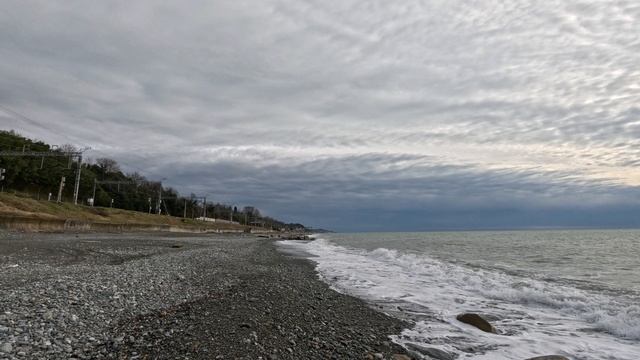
[0,130,306,231]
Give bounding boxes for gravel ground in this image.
[0,232,411,360]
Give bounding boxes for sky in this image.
[1,0,639,231]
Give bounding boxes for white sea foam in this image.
[279,238,640,360]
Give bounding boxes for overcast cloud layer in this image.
[1,0,639,231]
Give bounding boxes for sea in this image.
[278,230,640,360]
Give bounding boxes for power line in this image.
[0,108,227,219]
[0,149,88,205]
[0,105,55,133]
[0,104,166,181]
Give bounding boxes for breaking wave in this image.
[279,238,640,360]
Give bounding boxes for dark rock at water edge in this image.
[456,313,497,334]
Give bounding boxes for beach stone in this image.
[0,342,13,353]
[525,356,569,360]
[456,313,496,333]
[406,343,454,360]
[392,354,412,360]
[0,233,411,359]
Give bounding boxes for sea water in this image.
[279,230,640,359]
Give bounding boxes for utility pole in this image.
[0,168,5,193]
[152,195,178,217]
[188,196,207,220]
[155,178,166,215]
[91,180,136,207]
[203,197,207,219]
[92,178,97,205]
[72,154,82,205]
[183,199,187,218]
[148,197,152,214]
[157,185,162,215]
[57,176,65,203]
[0,148,89,205]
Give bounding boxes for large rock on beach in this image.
[456,313,496,333]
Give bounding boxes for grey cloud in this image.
[1,0,639,229]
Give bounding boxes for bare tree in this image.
[127,172,147,184]
[96,158,121,174]
[59,144,78,153]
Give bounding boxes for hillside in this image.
[0,192,249,232]
[0,129,307,232]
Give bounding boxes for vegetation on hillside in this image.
[0,130,306,231]
[0,192,248,231]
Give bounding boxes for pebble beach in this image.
[0,232,410,359]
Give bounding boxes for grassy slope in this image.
[0,192,247,231]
